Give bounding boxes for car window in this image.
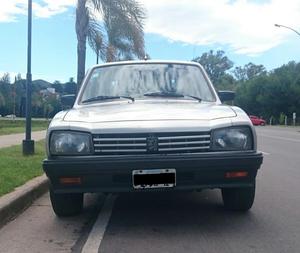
[80,63,215,103]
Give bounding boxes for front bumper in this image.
[43,151,263,193]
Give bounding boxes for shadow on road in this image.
[112,190,255,228]
[98,190,261,253]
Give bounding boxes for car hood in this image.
[63,101,236,123]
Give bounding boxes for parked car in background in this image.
[249,115,266,126]
[4,114,16,119]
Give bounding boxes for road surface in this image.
[0,126,299,253]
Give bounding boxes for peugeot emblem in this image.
[147,135,159,153]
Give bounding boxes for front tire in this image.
[50,189,83,217]
[221,184,255,211]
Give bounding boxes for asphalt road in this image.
[0,126,299,253]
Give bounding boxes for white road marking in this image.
[81,194,117,253]
[258,133,300,143]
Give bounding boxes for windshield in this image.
[80,63,216,103]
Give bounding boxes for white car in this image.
[4,114,16,118]
[43,61,263,216]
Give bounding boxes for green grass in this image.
[0,119,49,135]
[0,140,45,197]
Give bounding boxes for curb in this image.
[0,174,49,228]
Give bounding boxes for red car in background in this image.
[249,115,266,126]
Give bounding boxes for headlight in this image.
[50,131,92,155]
[211,127,253,151]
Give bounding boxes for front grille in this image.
[93,132,211,155]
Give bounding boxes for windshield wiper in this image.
[144,91,202,102]
[82,95,135,104]
[184,95,202,102]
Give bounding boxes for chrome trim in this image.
[158,135,210,140]
[159,140,210,146]
[159,146,210,151]
[93,132,212,155]
[94,143,146,147]
[93,137,147,142]
[96,149,147,153]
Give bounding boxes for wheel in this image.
[221,184,255,211]
[49,189,83,217]
[260,122,265,126]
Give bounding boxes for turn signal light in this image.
[59,177,82,185]
[225,171,248,178]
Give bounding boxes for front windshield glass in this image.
[80,63,215,103]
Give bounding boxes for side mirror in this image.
[218,91,235,103]
[61,94,76,108]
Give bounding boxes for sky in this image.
[0,0,300,82]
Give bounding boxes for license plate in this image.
[132,169,176,189]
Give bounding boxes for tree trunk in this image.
[77,38,86,92]
[76,0,87,92]
[106,44,116,62]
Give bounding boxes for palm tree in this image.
[88,31,106,64]
[76,0,146,87]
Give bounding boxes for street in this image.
[0,126,299,253]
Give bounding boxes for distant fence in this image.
[268,115,300,126]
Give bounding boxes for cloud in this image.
[0,0,76,22]
[2,0,300,56]
[0,0,27,22]
[140,0,300,55]
[32,0,76,18]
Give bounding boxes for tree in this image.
[1,73,11,83]
[193,50,233,85]
[0,74,12,115]
[52,80,64,93]
[216,73,237,91]
[43,95,61,119]
[233,63,266,81]
[64,78,77,94]
[32,92,43,116]
[88,31,106,64]
[16,73,22,82]
[76,0,146,87]
[235,62,300,121]
[0,91,5,108]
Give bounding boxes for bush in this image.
[279,113,286,125]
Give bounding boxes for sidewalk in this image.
[0,130,47,149]
[0,130,48,228]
